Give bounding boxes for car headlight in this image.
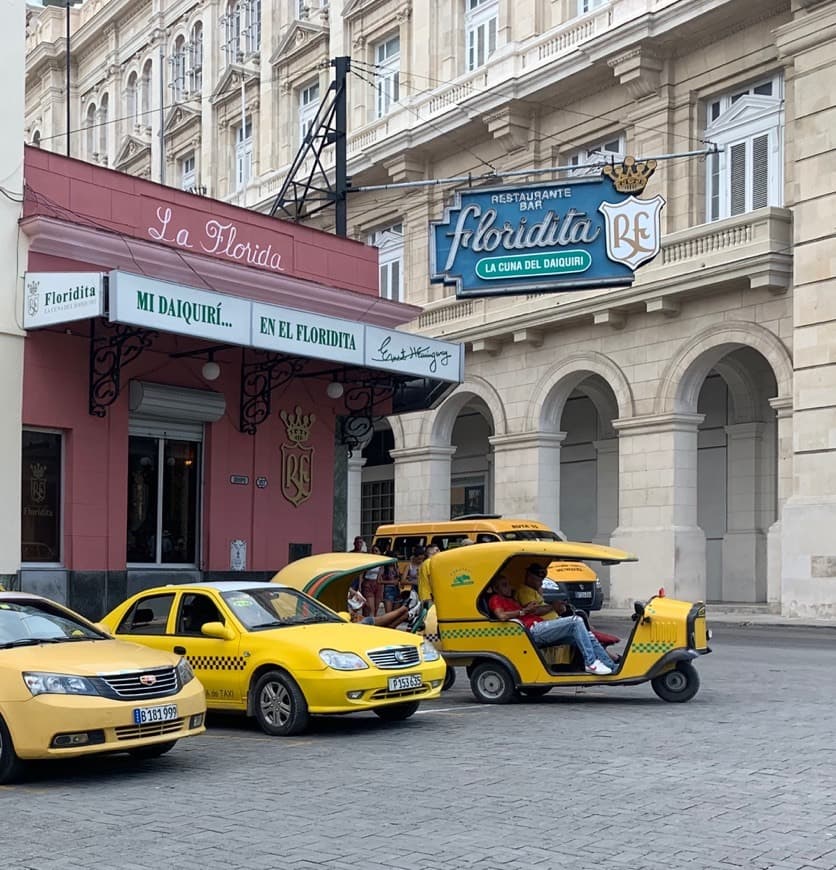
[319,649,369,670]
[23,672,99,697]
[421,640,440,662]
[176,656,195,686]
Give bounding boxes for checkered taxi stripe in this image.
[631,641,675,654]
[188,655,248,671]
[440,624,525,640]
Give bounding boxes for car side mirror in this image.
[93,622,112,636]
[337,611,352,623]
[201,621,234,640]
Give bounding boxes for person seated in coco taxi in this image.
[487,572,615,675]
[347,587,418,630]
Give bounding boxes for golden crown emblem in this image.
[280,406,315,444]
[601,155,657,194]
[30,462,47,480]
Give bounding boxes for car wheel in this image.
[0,716,23,785]
[373,700,420,721]
[442,664,457,692]
[129,740,177,760]
[651,661,700,703]
[517,686,551,699]
[470,661,516,704]
[253,670,310,736]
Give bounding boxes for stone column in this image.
[776,6,836,617]
[390,445,456,522]
[345,454,366,549]
[489,432,565,531]
[592,438,619,594]
[767,397,792,607]
[609,413,706,606]
[722,423,766,602]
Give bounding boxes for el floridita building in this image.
[24,0,836,616]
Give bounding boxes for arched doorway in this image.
[450,398,494,517]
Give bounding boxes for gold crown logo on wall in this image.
[280,406,315,444]
[601,156,658,194]
[30,463,47,480]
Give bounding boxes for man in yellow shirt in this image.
[516,563,618,671]
[417,544,440,602]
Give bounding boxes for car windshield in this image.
[500,530,563,542]
[0,600,105,647]
[221,588,341,631]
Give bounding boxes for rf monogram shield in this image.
[280,442,313,506]
[599,195,665,270]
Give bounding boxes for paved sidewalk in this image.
[601,604,836,628]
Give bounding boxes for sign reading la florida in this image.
[430,156,665,299]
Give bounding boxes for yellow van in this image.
[371,515,605,611]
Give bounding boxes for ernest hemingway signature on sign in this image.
[369,335,453,375]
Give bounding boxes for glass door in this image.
[127,436,200,565]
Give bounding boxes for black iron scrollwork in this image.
[89,319,157,417]
[339,380,397,455]
[240,350,306,434]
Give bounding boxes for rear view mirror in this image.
[201,621,234,640]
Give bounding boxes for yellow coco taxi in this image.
[101,580,446,736]
[0,592,206,784]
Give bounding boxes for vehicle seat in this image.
[131,607,155,629]
[180,598,222,634]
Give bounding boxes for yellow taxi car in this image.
[0,591,206,784]
[101,581,446,736]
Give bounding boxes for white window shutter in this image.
[729,142,747,216]
[751,133,770,210]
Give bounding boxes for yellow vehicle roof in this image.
[427,540,637,618]
[270,553,397,612]
[374,518,553,536]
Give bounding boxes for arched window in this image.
[98,93,109,159]
[141,59,153,120]
[85,102,96,158]
[244,0,260,55]
[189,22,203,95]
[32,130,41,148]
[222,0,241,65]
[126,72,138,128]
[171,35,186,102]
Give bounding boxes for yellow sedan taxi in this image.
[0,592,206,784]
[101,581,446,736]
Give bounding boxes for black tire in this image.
[651,661,700,703]
[253,670,310,736]
[442,664,457,692]
[0,716,23,785]
[470,661,516,705]
[129,740,177,760]
[373,700,420,721]
[517,686,551,699]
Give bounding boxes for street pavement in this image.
[3,619,836,870]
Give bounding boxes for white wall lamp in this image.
[326,380,344,400]
[201,360,221,381]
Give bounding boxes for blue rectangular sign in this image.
[430,177,649,299]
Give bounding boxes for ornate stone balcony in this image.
[412,207,793,341]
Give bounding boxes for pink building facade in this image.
[19,147,462,617]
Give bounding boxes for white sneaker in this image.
[585,659,613,675]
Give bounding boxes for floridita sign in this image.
[430,157,665,298]
[23,272,104,329]
[108,271,464,383]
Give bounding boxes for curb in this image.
[599,608,836,629]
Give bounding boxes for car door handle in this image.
[173,646,186,655]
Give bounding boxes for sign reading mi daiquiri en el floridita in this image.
[430,157,665,299]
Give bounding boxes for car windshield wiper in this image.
[248,620,288,629]
[55,635,101,642]
[1,637,62,649]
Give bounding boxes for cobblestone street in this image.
[4,621,836,870]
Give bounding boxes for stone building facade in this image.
[24,0,836,615]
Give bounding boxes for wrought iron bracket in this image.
[240,349,306,434]
[89,318,157,417]
[339,378,398,455]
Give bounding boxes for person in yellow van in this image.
[515,564,618,672]
[417,545,440,602]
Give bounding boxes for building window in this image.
[222,0,242,65]
[181,153,196,190]
[98,94,109,160]
[244,0,261,55]
[85,102,96,159]
[295,0,307,19]
[299,81,320,143]
[127,437,200,565]
[126,72,138,127]
[189,22,204,95]
[566,135,625,176]
[466,0,498,72]
[577,0,606,14]
[369,223,404,302]
[32,130,41,148]
[236,117,253,189]
[171,36,187,102]
[705,75,783,221]
[451,480,485,519]
[141,59,153,119]
[361,480,394,541]
[374,35,400,118]
[21,430,62,564]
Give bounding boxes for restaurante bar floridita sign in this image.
[109,271,463,383]
[430,157,665,299]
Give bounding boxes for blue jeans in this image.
[529,616,617,669]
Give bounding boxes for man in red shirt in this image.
[487,574,613,675]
